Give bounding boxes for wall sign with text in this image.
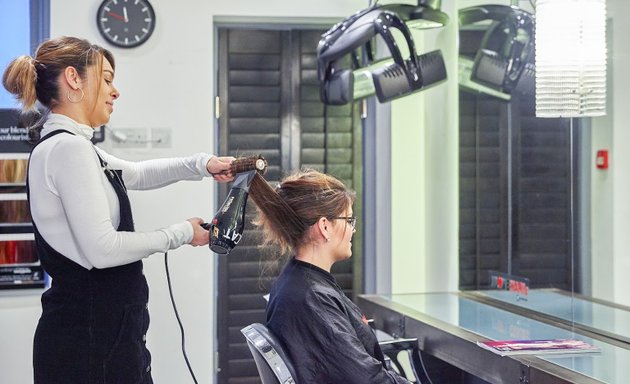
[0,110,32,153]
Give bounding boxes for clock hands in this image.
[107,11,125,21]
[106,7,128,23]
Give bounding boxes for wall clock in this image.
[97,0,156,48]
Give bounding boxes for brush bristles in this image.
[230,155,268,175]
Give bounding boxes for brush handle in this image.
[230,155,268,175]
[210,155,267,177]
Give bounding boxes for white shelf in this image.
[0,153,29,160]
[0,193,27,201]
[0,233,34,241]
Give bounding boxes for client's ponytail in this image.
[248,169,355,258]
[249,173,307,255]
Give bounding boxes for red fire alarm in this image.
[596,150,608,169]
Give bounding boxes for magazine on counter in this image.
[477,339,600,357]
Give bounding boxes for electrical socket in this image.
[112,128,148,148]
[151,128,172,148]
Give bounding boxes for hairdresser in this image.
[249,169,410,383]
[2,36,234,384]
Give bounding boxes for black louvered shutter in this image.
[459,24,576,291]
[459,92,507,289]
[516,100,574,288]
[217,29,285,384]
[216,28,363,384]
[296,30,363,297]
[458,91,574,290]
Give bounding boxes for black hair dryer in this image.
[209,170,256,254]
[208,155,267,255]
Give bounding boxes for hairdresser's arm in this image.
[96,149,233,190]
[310,293,411,384]
[50,139,197,268]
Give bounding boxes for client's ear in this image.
[317,217,330,241]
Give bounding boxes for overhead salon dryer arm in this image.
[379,0,449,29]
[317,7,406,72]
[318,7,419,105]
[318,5,447,105]
[459,5,535,97]
[459,4,532,25]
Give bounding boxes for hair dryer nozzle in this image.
[372,62,413,102]
[372,50,446,102]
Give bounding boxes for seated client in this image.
[249,169,410,383]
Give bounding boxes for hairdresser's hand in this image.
[188,217,210,246]
[207,156,235,183]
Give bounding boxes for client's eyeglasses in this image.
[332,216,357,228]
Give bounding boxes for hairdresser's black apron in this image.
[29,130,152,384]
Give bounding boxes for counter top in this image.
[358,291,628,384]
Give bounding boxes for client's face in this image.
[332,204,355,262]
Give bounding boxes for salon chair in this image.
[241,322,427,383]
[379,337,429,383]
[241,323,296,384]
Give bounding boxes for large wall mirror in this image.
[457,0,629,342]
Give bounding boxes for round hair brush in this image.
[231,154,268,175]
[212,154,267,178]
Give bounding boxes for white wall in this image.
[0,1,366,383]
[0,293,41,384]
[390,1,459,294]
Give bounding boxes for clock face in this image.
[97,0,156,48]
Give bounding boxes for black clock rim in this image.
[96,0,156,49]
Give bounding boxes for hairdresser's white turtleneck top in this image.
[28,114,213,269]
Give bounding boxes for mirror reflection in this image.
[457,0,627,342]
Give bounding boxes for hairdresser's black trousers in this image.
[30,129,152,384]
[32,257,152,384]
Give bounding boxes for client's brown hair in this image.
[249,169,355,258]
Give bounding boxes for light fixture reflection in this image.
[535,0,607,117]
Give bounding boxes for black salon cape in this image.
[266,258,410,384]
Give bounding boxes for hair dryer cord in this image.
[165,252,199,384]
